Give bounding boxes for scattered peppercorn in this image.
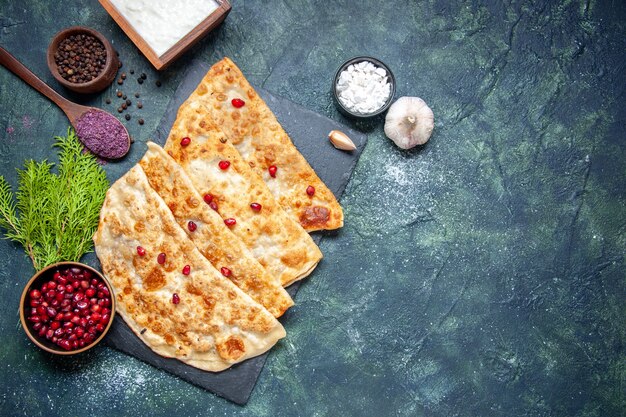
[130,136,135,143]
[117,78,123,85]
[126,99,131,106]
[134,92,140,98]
[121,72,126,80]
[117,107,123,113]
[118,61,122,68]
[125,114,131,121]
[137,101,143,109]
[138,118,144,125]
[116,91,122,97]
[140,73,147,80]
[155,80,162,87]
[122,94,127,100]
[121,103,127,110]
[137,78,144,84]
[54,33,107,84]
[105,98,111,104]
[130,69,135,75]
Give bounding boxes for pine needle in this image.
[0,128,109,270]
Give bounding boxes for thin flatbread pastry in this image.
[93,165,285,372]
[139,142,293,317]
[185,57,344,232]
[164,101,323,287]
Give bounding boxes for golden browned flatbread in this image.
[184,57,343,232]
[93,165,285,372]
[164,101,322,287]
[139,142,294,317]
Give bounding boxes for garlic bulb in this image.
[384,97,434,149]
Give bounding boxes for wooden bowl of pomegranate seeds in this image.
[19,262,116,355]
[47,26,119,94]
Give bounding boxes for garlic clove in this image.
[384,96,434,149]
[328,130,357,151]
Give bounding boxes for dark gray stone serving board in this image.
[103,58,367,405]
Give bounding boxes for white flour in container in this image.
[336,61,391,114]
[111,0,220,57]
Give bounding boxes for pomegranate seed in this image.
[306,185,315,196]
[219,160,231,170]
[268,165,277,178]
[187,221,197,232]
[48,281,57,290]
[203,193,213,204]
[96,323,105,332]
[180,136,191,147]
[76,300,88,310]
[209,201,218,211]
[172,293,180,304]
[220,267,232,277]
[224,218,236,227]
[30,289,41,299]
[157,252,166,265]
[137,246,146,256]
[231,98,245,108]
[73,292,84,303]
[85,288,96,298]
[250,202,262,212]
[53,271,62,280]
[182,265,191,275]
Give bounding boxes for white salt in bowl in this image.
[332,56,396,119]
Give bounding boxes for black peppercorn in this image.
[138,118,144,125]
[54,33,107,84]
[137,102,143,109]
[122,94,127,100]
[116,91,122,97]
[140,73,147,80]
[125,114,131,121]
[134,92,140,98]
[155,80,161,87]
[126,99,131,106]
[105,98,111,104]
[137,78,144,84]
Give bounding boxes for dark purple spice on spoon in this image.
[75,109,129,159]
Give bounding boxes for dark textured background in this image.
[0,1,625,416]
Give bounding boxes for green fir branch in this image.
[0,128,109,271]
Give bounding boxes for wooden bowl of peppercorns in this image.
[47,26,119,94]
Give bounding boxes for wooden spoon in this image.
[0,46,130,159]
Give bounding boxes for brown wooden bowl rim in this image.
[46,26,118,92]
[19,261,116,355]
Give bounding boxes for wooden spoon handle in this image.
[0,46,72,113]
